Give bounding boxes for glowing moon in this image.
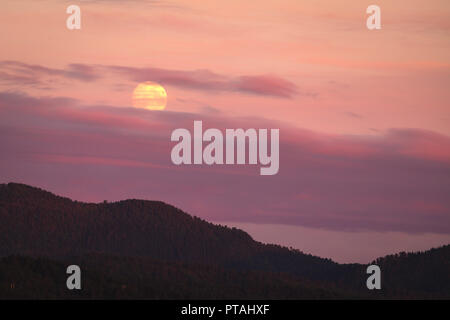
[132,81,167,110]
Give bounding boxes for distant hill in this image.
[370,246,450,298]
[0,182,448,299]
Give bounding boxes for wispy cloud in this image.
[342,111,363,119]
[0,61,99,88]
[0,60,301,98]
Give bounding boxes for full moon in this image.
[132,81,167,110]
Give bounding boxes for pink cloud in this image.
[235,75,299,98]
[1,91,449,234]
[35,154,168,170]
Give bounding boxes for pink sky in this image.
[1,0,449,262]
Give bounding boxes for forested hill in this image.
[0,182,449,299]
[370,245,450,298]
[0,182,341,281]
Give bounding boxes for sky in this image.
[1,0,449,263]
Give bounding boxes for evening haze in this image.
[1,0,449,263]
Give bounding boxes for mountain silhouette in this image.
[0,182,448,299]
